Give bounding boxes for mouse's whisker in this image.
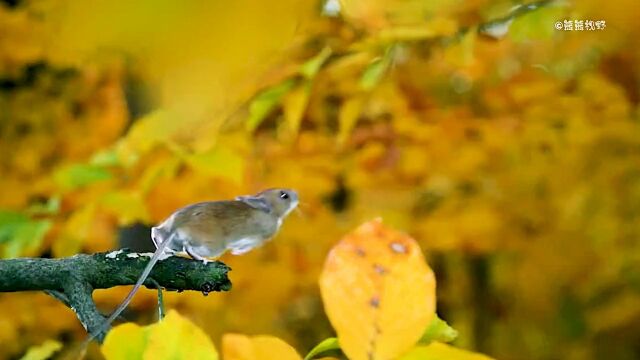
[294,207,307,218]
[297,201,311,209]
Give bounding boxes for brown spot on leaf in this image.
[370,296,380,308]
[368,338,377,360]
[373,263,387,275]
[374,324,382,335]
[355,247,366,257]
[390,241,407,254]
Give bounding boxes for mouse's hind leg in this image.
[185,244,225,265]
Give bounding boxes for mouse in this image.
[91,188,299,341]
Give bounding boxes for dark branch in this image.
[0,249,232,342]
[477,0,556,39]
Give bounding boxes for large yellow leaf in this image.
[222,334,302,360]
[399,342,494,360]
[319,219,436,360]
[101,323,147,360]
[102,310,218,360]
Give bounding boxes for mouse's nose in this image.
[289,190,299,205]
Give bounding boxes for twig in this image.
[149,278,165,321]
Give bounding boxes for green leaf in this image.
[53,163,112,190]
[508,6,565,42]
[0,210,29,243]
[90,148,120,167]
[2,218,52,258]
[0,209,56,258]
[300,47,332,79]
[26,196,61,216]
[246,79,296,132]
[304,337,340,360]
[419,314,459,344]
[19,340,62,360]
[360,47,393,91]
[360,59,387,91]
[557,292,587,339]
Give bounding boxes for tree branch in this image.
[0,249,232,342]
[477,0,556,39]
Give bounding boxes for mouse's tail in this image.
[87,231,176,343]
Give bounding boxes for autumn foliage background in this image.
[1,0,640,359]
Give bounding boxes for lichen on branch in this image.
[0,249,231,342]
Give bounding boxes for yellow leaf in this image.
[222,334,302,360]
[102,323,148,360]
[121,110,193,156]
[102,310,218,360]
[137,157,181,195]
[185,147,245,185]
[144,311,218,360]
[376,18,458,42]
[283,83,311,136]
[19,340,62,360]
[398,342,495,360]
[319,219,436,360]
[101,191,150,225]
[340,0,459,30]
[338,96,365,145]
[443,28,476,68]
[53,204,96,258]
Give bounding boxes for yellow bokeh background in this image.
[1,0,639,359]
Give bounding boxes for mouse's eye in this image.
[279,191,289,200]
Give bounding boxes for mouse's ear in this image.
[236,195,272,213]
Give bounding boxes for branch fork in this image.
[0,249,231,342]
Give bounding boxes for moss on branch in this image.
[0,249,231,342]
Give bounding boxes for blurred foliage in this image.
[19,340,62,360]
[1,0,640,359]
[101,221,485,360]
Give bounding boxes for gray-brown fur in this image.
[156,188,298,258]
[88,188,298,343]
